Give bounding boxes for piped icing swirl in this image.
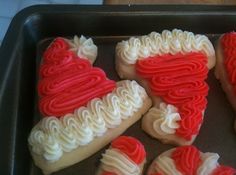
[67,35,98,63]
[39,37,116,117]
[116,29,215,64]
[221,32,236,94]
[148,103,181,136]
[136,52,209,140]
[100,136,146,175]
[29,80,148,162]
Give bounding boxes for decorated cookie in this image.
[28,36,152,174]
[97,136,146,175]
[39,36,115,117]
[147,145,236,175]
[116,29,216,145]
[215,32,236,132]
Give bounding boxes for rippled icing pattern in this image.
[111,136,146,164]
[39,38,116,117]
[171,146,236,175]
[221,32,236,95]
[136,52,209,140]
[172,146,201,175]
[149,145,236,175]
[101,136,146,175]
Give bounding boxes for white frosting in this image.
[68,35,97,63]
[151,148,222,175]
[116,29,215,64]
[197,153,219,175]
[154,150,182,175]
[101,148,141,175]
[28,80,148,162]
[149,103,181,136]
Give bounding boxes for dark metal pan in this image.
[0,5,236,175]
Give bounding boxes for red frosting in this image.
[101,172,117,175]
[171,145,201,175]
[39,37,116,117]
[212,166,236,175]
[43,37,71,64]
[221,32,236,95]
[136,52,209,140]
[111,136,146,164]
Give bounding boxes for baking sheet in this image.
[1,5,236,175]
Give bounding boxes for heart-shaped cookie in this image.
[97,136,146,175]
[147,145,236,175]
[136,52,209,141]
[116,29,215,145]
[28,36,152,174]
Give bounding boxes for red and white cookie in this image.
[147,145,236,175]
[28,36,152,174]
[97,136,146,175]
[215,32,236,132]
[116,29,216,145]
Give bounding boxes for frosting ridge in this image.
[100,136,146,175]
[111,136,146,164]
[197,153,219,175]
[39,37,116,117]
[116,29,214,64]
[149,146,236,175]
[154,151,182,175]
[171,146,201,175]
[101,149,141,175]
[29,80,148,162]
[221,32,236,94]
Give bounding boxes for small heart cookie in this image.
[97,136,146,175]
[147,145,235,175]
